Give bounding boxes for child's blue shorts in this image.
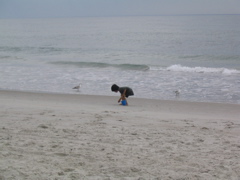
[121,100,127,106]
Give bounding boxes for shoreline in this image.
[1,88,240,105]
[1,90,240,179]
[1,89,240,115]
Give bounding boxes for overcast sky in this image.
[0,0,240,18]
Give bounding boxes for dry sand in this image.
[0,90,240,180]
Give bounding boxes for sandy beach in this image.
[0,90,239,180]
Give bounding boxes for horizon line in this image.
[0,13,240,20]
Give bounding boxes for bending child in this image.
[111,84,134,106]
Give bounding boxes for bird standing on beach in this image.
[73,83,81,92]
[174,90,180,98]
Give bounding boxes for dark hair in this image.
[111,84,119,91]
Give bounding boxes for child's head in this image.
[111,84,119,92]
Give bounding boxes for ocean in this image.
[0,15,240,104]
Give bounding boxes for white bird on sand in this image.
[73,83,81,92]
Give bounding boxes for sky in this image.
[0,0,240,18]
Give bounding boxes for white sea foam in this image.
[166,64,240,75]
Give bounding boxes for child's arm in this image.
[118,96,122,103]
[118,89,126,103]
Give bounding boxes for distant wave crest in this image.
[0,46,63,53]
[52,61,150,71]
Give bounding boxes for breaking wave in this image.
[164,64,240,75]
[52,61,240,75]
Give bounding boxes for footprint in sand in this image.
[38,124,49,129]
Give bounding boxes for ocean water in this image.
[0,15,240,104]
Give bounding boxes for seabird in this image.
[174,90,180,98]
[73,83,81,92]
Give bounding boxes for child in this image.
[111,84,134,106]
